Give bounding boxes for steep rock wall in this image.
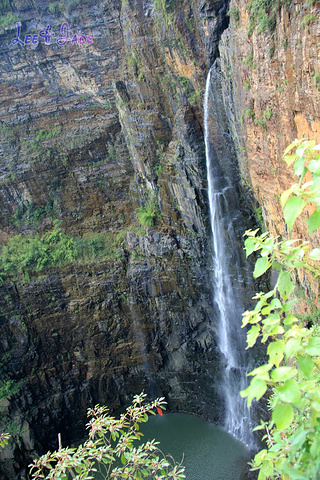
[217,0,320,301]
[4,0,318,477]
[0,1,232,478]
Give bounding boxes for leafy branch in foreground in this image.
[241,139,320,480]
[30,393,185,480]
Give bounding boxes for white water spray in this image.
[204,65,255,447]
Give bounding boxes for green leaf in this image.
[285,338,300,359]
[284,469,309,479]
[283,312,298,324]
[253,256,269,278]
[248,363,273,377]
[267,340,285,367]
[272,404,294,431]
[270,298,282,309]
[280,186,294,208]
[294,156,305,176]
[277,271,294,300]
[298,356,314,378]
[270,325,285,336]
[240,378,267,407]
[253,448,268,466]
[271,366,297,382]
[283,141,298,157]
[258,461,274,479]
[283,196,305,231]
[308,159,320,175]
[278,379,301,404]
[296,144,308,158]
[244,237,256,257]
[249,378,267,405]
[246,325,260,348]
[310,438,319,459]
[289,429,307,447]
[311,400,320,413]
[305,337,320,356]
[309,248,320,260]
[283,299,298,313]
[283,154,297,166]
[263,313,280,326]
[121,455,126,465]
[310,409,318,427]
[306,210,320,234]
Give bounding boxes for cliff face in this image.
[217,0,320,297]
[1,0,319,477]
[0,1,232,478]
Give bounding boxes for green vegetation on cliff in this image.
[247,0,291,36]
[0,222,127,283]
[137,198,161,227]
[241,140,320,479]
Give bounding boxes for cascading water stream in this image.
[204,64,255,448]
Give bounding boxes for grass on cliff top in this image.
[0,222,127,284]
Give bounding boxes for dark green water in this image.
[140,413,250,480]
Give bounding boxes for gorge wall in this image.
[217,0,320,297]
[0,1,230,478]
[0,0,319,478]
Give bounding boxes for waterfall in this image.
[204,64,255,447]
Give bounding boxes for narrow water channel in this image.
[141,413,250,480]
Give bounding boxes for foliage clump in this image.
[312,72,320,91]
[0,0,12,16]
[0,222,127,283]
[0,11,19,30]
[137,201,160,227]
[228,7,240,25]
[30,393,185,480]
[246,0,291,37]
[241,139,320,479]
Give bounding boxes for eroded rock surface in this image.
[0,1,230,477]
[1,0,319,477]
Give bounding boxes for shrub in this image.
[241,108,255,123]
[0,224,94,281]
[312,72,320,91]
[0,0,12,16]
[0,12,19,30]
[244,51,256,69]
[0,379,23,401]
[137,202,159,227]
[246,0,290,37]
[301,13,317,26]
[255,118,267,129]
[241,139,320,479]
[48,3,59,14]
[263,108,273,121]
[0,224,132,283]
[228,7,240,24]
[30,393,185,480]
